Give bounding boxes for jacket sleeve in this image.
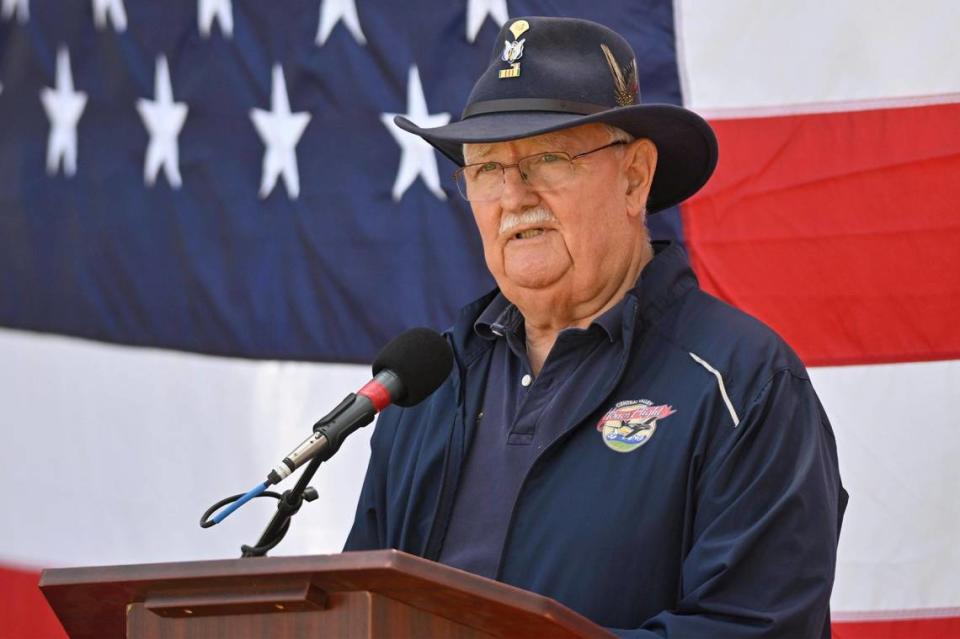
[616,369,847,638]
[342,406,401,551]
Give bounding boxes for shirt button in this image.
[521,374,532,387]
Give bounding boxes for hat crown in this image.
[391,15,718,213]
[464,16,640,118]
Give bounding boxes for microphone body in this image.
[267,369,402,485]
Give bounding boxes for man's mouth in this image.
[514,228,546,240]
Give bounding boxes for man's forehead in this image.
[464,125,604,162]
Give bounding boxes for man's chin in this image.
[498,264,569,297]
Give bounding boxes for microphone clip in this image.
[311,392,377,461]
[239,485,319,557]
[311,393,360,460]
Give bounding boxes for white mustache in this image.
[499,207,557,234]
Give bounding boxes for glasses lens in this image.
[520,153,573,190]
[457,163,502,202]
[456,153,575,201]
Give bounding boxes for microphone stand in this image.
[239,453,325,558]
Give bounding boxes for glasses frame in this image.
[453,140,628,202]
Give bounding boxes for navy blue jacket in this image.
[345,242,847,638]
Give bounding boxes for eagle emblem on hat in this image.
[501,38,525,64]
[600,44,639,106]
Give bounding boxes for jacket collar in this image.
[627,240,699,330]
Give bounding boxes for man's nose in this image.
[499,165,538,211]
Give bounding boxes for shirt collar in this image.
[473,290,626,344]
[592,295,626,342]
[474,292,522,340]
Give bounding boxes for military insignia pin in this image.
[596,399,675,453]
[499,20,529,79]
[508,19,529,39]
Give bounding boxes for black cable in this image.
[200,489,285,529]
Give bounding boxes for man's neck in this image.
[520,242,653,376]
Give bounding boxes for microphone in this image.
[266,327,453,485]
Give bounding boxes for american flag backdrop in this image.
[0,1,958,637]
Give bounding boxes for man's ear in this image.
[623,138,658,218]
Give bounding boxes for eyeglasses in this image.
[453,140,627,202]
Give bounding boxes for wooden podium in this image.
[40,549,612,638]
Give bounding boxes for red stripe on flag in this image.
[0,565,67,639]
[682,102,960,366]
[833,615,960,639]
[2,561,958,637]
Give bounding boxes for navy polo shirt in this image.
[437,290,628,579]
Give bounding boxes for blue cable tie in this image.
[212,481,268,525]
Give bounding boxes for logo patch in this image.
[596,399,676,453]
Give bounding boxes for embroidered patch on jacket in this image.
[596,399,676,453]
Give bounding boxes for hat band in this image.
[461,98,609,119]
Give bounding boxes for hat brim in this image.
[395,104,717,213]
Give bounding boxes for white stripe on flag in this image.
[675,0,960,113]
[810,360,960,613]
[0,328,372,567]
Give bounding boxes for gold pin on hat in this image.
[509,20,529,39]
[499,20,530,79]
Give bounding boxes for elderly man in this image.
[346,16,846,638]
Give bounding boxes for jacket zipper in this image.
[423,346,492,561]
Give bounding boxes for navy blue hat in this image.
[395,16,718,213]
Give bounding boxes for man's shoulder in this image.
[634,241,803,376]
[649,285,809,406]
[679,287,798,356]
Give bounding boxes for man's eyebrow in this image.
[464,143,494,162]
[529,132,568,150]
[465,133,573,164]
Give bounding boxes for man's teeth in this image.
[515,228,545,239]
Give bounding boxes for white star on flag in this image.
[40,46,87,177]
[250,65,311,200]
[466,0,508,43]
[316,0,366,46]
[92,0,127,32]
[137,55,189,189]
[1,0,28,23]
[381,66,450,202]
[198,0,232,39]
